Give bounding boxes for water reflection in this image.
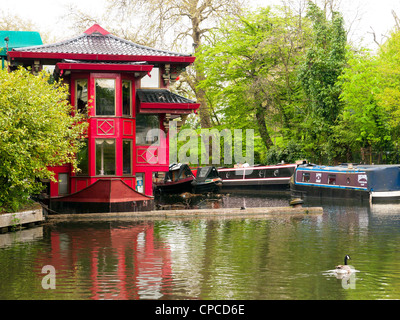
[33,222,173,300]
[155,192,290,210]
[0,226,43,249]
[1,195,400,299]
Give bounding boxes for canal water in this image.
[1,194,400,300]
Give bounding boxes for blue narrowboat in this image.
[290,164,400,202]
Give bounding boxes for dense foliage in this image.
[195,1,400,165]
[0,67,88,212]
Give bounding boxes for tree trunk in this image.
[193,18,212,129]
[255,104,273,150]
[195,72,212,129]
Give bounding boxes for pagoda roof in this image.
[136,89,200,114]
[8,24,195,64]
[55,59,153,74]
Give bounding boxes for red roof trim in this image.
[8,51,196,64]
[84,24,110,35]
[56,62,154,72]
[139,109,197,114]
[139,102,200,114]
[140,102,200,110]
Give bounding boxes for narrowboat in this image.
[153,164,223,195]
[153,163,195,195]
[218,163,297,192]
[191,166,223,194]
[291,163,400,202]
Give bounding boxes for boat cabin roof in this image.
[195,166,220,182]
[165,163,194,182]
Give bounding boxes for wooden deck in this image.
[0,206,44,233]
[46,206,323,221]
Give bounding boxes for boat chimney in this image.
[348,163,353,169]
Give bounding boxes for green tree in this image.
[334,50,392,163]
[0,67,88,212]
[297,1,347,163]
[376,29,400,146]
[197,6,310,162]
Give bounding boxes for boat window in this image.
[280,168,294,177]
[198,168,209,178]
[235,169,245,178]
[136,114,160,145]
[328,174,336,185]
[95,139,116,175]
[95,79,116,116]
[302,172,310,182]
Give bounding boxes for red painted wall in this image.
[49,71,171,198]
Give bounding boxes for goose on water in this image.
[335,255,352,273]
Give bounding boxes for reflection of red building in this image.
[8,24,199,212]
[40,222,172,300]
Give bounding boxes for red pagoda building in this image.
[8,24,199,213]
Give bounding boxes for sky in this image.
[1,0,400,50]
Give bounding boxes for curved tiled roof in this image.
[9,24,194,63]
[136,89,197,104]
[17,33,190,57]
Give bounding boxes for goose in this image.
[335,255,352,273]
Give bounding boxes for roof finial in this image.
[84,24,110,36]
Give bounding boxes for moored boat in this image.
[153,164,223,195]
[291,163,400,202]
[218,163,297,193]
[153,163,195,195]
[192,166,223,194]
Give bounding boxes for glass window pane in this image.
[95,79,115,116]
[123,140,132,175]
[122,80,131,116]
[302,172,310,182]
[77,139,88,175]
[58,173,69,195]
[328,175,336,185]
[140,67,159,88]
[76,79,88,113]
[95,139,115,175]
[136,114,160,145]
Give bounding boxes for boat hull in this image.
[49,179,154,214]
[370,191,400,202]
[153,177,195,195]
[290,181,370,201]
[219,164,296,193]
[291,164,400,203]
[192,180,222,194]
